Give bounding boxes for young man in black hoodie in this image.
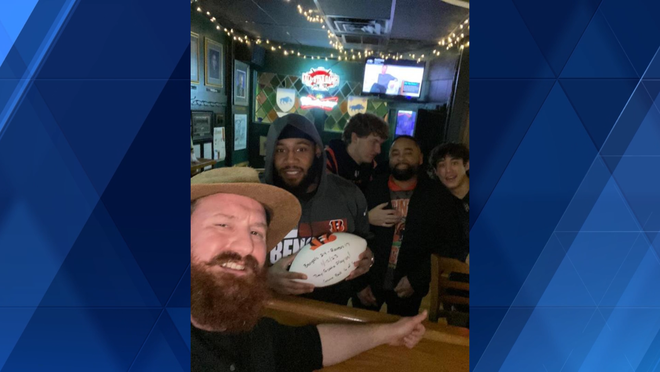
[263,114,374,306]
[325,113,389,194]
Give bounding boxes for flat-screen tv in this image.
[395,110,417,136]
[362,58,425,98]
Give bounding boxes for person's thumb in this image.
[376,202,389,210]
[411,310,428,324]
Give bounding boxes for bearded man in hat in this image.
[191,167,427,372]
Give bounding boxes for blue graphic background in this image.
[1,0,659,371]
[472,0,660,370]
[0,1,190,371]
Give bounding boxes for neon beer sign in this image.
[300,95,338,111]
[302,67,340,91]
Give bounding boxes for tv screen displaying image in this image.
[362,58,425,98]
[395,110,417,136]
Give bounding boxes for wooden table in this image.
[191,158,217,176]
[264,294,469,372]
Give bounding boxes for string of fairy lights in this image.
[191,0,468,63]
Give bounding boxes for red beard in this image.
[191,253,270,333]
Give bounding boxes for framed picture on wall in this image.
[191,110,213,143]
[234,114,247,151]
[205,38,224,88]
[233,60,249,106]
[191,32,200,83]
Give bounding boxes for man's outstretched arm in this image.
[317,311,427,367]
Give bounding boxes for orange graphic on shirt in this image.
[310,233,337,250]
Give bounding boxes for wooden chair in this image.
[429,254,469,324]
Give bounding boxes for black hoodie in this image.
[325,139,378,194]
[264,114,371,305]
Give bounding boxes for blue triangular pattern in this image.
[0,199,65,306]
[512,0,601,76]
[512,234,568,307]
[166,308,191,350]
[167,265,190,308]
[599,0,660,75]
[0,0,38,69]
[561,309,612,370]
[536,242,597,306]
[581,308,660,370]
[470,79,555,229]
[556,157,611,232]
[560,79,639,150]
[579,178,639,231]
[2,309,160,371]
[500,308,599,371]
[0,0,39,41]
[645,80,660,105]
[100,77,190,305]
[470,307,509,371]
[636,326,660,372]
[36,0,188,79]
[170,37,191,80]
[22,81,100,207]
[0,20,13,68]
[600,83,654,165]
[641,47,660,79]
[39,200,161,307]
[470,0,555,78]
[560,10,638,78]
[33,80,166,196]
[0,0,68,80]
[615,248,660,307]
[129,312,189,372]
[611,156,660,244]
[563,232,640,304]
[0,37,28,80]
[0,86,97,307]
[471,83,597,307]
[623,101,660,156]
[599,234,650,306]
[0,309,37,370]
[472,308,536,371]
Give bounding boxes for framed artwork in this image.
[191,111,213,143]
[204,38,224,88]
[233,60,249,106]
[233,114,247,151]
[191,32,199,83]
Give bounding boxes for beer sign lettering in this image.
[302,67,340,91]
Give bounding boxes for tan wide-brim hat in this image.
[191,167,301,251]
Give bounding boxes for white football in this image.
[289,232,367,288]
